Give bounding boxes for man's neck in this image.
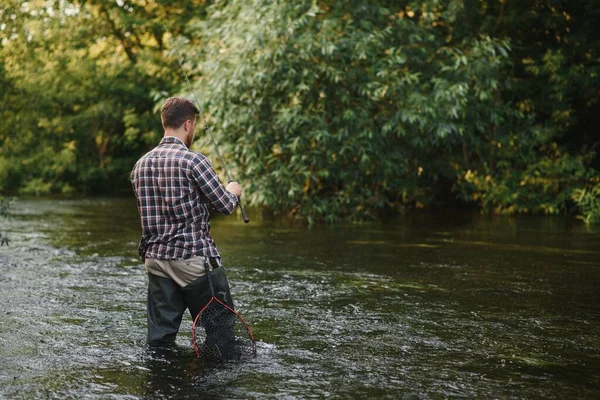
[164,129,189,147]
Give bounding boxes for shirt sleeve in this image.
[138,236,148,261]
[192,157,238,214]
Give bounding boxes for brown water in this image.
[0,198,599,398]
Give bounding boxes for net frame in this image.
[191,263,256,359]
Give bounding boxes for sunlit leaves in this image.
[0,0,175,194]
[186,0,517,221]
[0,0,597,223]
[572,181,600,224]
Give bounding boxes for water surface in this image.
[0,198,599,398]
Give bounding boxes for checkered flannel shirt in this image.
[130,136,238,261]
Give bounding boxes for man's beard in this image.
[185,131,195,148]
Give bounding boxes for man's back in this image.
[131,136,237,260]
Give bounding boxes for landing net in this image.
[192,296,256,360]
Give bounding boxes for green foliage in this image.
[188,0,516,221]
[179,0,599,222]
[572,181,600,224]
[0,0,186,194]
[449,1,600,218]
[457,142,595,214]
[0,0,598,223]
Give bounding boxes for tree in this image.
[0,0,206,194]
[178,1,512,221]
[1,0,598,223]
[178,0,599,221]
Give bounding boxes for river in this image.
[0,198,599,398]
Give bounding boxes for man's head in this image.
[161,97,200,147]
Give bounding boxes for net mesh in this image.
[192,297,256,360]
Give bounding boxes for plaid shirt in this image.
[130,136,238,261]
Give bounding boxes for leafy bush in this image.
[189,1,514,222]
[1,0,598,223]
[572,182,600,224]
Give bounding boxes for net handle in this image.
[204,260,215,297]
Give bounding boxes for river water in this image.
[0,198,599,399]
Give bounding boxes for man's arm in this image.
[193,157,239,214]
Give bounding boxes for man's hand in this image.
[225,181,242,198]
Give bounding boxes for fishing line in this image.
[164,25,250,224]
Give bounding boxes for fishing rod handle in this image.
[238,201,250,224]
[229,180,250,224]
[205,260,215,296]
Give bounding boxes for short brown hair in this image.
[160,97,199,129]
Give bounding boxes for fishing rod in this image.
[164,25,249,224]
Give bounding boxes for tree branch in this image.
[99,3,137,64]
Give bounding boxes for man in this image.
[130,96,242,347]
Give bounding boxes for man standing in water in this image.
[130,97,242,347]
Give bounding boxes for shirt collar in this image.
[159,136,188,149]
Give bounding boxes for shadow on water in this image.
[0,198,599,398]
